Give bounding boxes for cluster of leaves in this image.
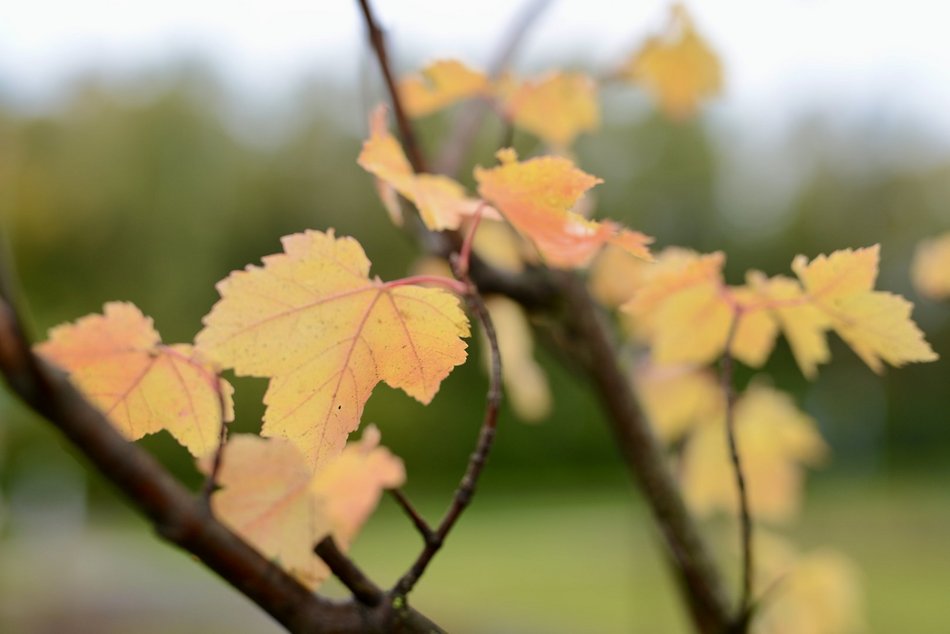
[27,3,944,633]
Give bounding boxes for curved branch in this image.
[392,265,503,597]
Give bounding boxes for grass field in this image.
[1,477,947,633]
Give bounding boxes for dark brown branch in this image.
[390,488,435,541]
[0,281,441,633]
[357,0,427,173]
[392,266,503,598]
[315,536,385,607]
[721,310,753,619]
[435,0,553,176]
[557,273,733,634]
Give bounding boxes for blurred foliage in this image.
[0,64,948,513]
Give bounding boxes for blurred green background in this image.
[0,51,948,632]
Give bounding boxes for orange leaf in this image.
[196,229,470,467]
[475,149,652,268]
[398,59,490,118]
[681,383,827,523]
[358,105,496,231]
[207,426,404,589]
[619,3,722,120]
[36,302,233,456]
[500,71,600,148]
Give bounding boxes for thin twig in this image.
[389,488,435,541]
[457,203,487,277]
[315,536,385,606]
[721,309,753,616]
[357,0,427,173]
[200,384,230,505]
[392,265,503,598]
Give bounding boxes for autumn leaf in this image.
[792,245,937,373]
[475,149,652,268]
[196,229,470,467]
[36,302,233,456]
[755,533,865,634]
[485,297,551,422]
[634,362,722,442]
[207,426,404,589]
[911,231,950,300]
[681,384,827,523]
[358,105,497,231]
[747,272,831,379]
[500,71,600,148]
[619,3,722,120]
[399,59,490,118]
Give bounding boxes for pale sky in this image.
[2,0,950,139]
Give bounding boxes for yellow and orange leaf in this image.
[310,425,406,547]
[475,149,652,268]
[358,105,496,231]
[619,3,722,120]
[207,426,404,589]
[399,59,490,118]
[196,229,470,467]
[911,231,950,300]
[792,245,937,373]
[37,302,233,456]
[681,384,827,523]
[634,362,722,442]
[501,71,600,148]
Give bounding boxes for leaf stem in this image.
[721,308,754,617]
[383,274,468,296]
[456,202,487,277]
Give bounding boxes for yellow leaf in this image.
[485,297,551,422]
[622,250,733,365]
[620,3,722,120]
[358,105,496,231]
[588,244,653,308]
[475,149,652,268]
[399,59,490,118]
[196,229,470,467]
[634,362,722,442]
[208,435,326,587]
[501,71,600,148]
[792,245,937,373]
[681,384,827,523]
[472,219,529,273]
[36,302,233,456]
[747,272,831,379]
[755,534,865,634]
[911,231,950,300]
[208,427,404,589]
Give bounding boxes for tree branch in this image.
[557,273,733,633]
[357,0,427,173]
